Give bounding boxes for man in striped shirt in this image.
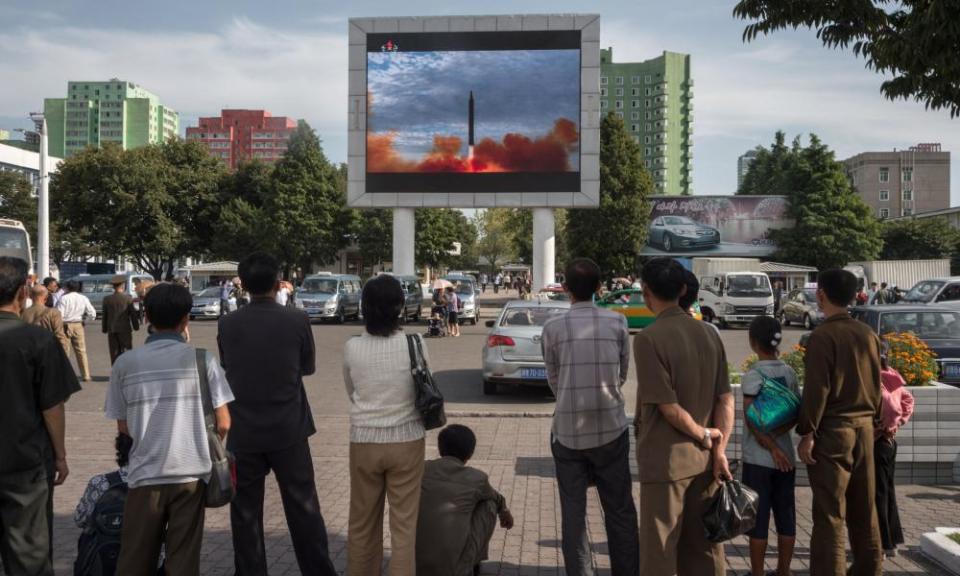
[541,258,639,576]
[105,283,233,575]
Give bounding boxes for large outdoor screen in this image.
[365,31,581,194]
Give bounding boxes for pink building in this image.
[186,110,297,170]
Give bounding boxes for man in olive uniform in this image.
[633,257,734,576]
[798,269,883,576]
[22,285,71,356]
[102,276,140,364]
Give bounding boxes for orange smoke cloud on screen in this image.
[367,118,579,173]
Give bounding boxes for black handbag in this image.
[196,349,236,508]
[406,334,447,430]
[702,478,759,543]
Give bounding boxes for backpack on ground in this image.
[74,471,126,576]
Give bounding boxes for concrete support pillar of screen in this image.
[532,208,555,292]
[392,208,415,276]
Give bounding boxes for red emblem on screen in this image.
[381,40,399,52]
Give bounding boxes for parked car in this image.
[443,274,481,325]
[482,299,570,395]
[295,273,362,323]
[850,305,960,385]
[66,272,155,314]
[780,288,825,330]
[367,273,423,322]
[190,287,221,320]
[594,288,703,329]
[538,283,568,301]
[900,277,960,306]
[648,215,720,252]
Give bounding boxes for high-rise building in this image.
[43,79,179,158]
[738,148,761,190]
[843,143,951,219]
[599,48,693,195]
[186,110,297,170]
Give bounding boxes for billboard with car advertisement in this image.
[641,195,793,257]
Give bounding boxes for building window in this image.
[646,123,652,131]
[903,167,913,182]
[645,88,652,96]
[631,112,640,120]
[600,100,608,109]
[631,88,639,96]
[600,88,607,96]
[616,76,624,85]
[645,75,652,84]
[615,88,623,96]
[879,167,889,182]
[645,136,652,144]
[879,208,890,219]
[616,111,624,118]
[645,98,651,107]
[631,76,640,84]
[645,147,652,156]
[632,100,640,108]
[615,100,623,109]
[631,124,640,132]
[903,189,913,201]
[600,76,608,85]
[645,111,652,120]
[902,207,913,216]
[879,190,889,201]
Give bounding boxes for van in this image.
[901,277,960,306]
[371,274,424,322]
[295,273,362,323]
[66,272,155,314]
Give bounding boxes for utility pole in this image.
[29,113,49,278]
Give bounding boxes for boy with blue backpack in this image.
[741,316,800,576]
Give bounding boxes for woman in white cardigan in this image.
[343,274,427,576]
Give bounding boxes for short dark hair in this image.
[678,269,700,311]
[880,282,888,289]
[0,257,28,306]
[238,252,279,296]
[64,280,81,293]
[42,276,59,288]
[361,274,403,337]
[143,282,192,329]
[641,258,686,302]
[818,269,858,307]
[564,258,601,301]
[115,432,133,468]
[438,424,477,462]
[749,315,783,355]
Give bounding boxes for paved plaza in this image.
[13,294,958,575]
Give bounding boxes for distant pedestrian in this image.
[542,258,639,576]
[22,284,71,356]
[773,281,784,315]
[875,346,914,557]
[343,274,427,576]
[218,253,336,576]
[797,269,883,575]
[480,273,488,293]
[102,275,141,365]
[106,282,234,576]
[0,256,80,576]
[867,282,878,304]
[275,280,292,307]
[416,425,513,576]
[446,286,460,337]
[633,257,732,576]
[43,276,63,308]
[57,279,96,382]
[871,282,890,305]
[494,273,502,294]
[219,280,232,317]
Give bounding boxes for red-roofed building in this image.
[186,110,297,170]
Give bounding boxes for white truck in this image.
[844,259,951,293]
[693,258,775,328]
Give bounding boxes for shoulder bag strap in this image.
[405,334,420,372]
[105,470,124,488]
[413,334,429,371]
[196,348,214,422]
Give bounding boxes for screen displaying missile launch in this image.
[365,31,582,193]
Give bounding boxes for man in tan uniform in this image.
[797,269,883,576]
[101,276,140,364]
[21,284,70,356]
[633,258,734,576]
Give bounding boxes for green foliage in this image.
[743,132,882,270]
[506,209,533,264]
[734,0,960,117]
[881,217,960,260]
[353,208,393,269]
[566,113,653,277]
[475,209,516,270]
[415,208,475,270]
[210,161,274,261]
[0,171,36,238]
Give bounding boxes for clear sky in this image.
[0,0,956,201]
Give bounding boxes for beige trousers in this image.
[348,438,425,576]
[63,322,91,380]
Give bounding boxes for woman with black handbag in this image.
[343,274,429,576]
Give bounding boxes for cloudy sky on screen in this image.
[0,0,956,199]
[368,49,579,167]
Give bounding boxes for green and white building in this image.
[600,49,693,195]
[43,79,179,158]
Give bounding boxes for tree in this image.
[755,133,883,269]
[475,209,515,271]
[881,217,960,260]
[505,209,533,264]
[416,208,468,271]
[566,113,653,277]
[734,0,960,117]
[353,208,393,270]
[0,171,36,238]
[209,161,274,261]
[737,131,802,195]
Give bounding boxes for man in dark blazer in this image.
[102,276,140,364]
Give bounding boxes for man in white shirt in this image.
[57,280,96,382]
[275,281,291,307]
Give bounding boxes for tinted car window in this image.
[879,311,960,337]
[939,284,960,302]
[904,281,944,303]
[301,278,338,294]
[501,307,567,327]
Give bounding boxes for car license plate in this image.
[521,367,547,380]
[306,308,321,314]
[943,362,960,380]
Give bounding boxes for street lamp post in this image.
[29,113,49,279]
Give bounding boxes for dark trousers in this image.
[551,430,639,576]
[875,438,904,550]
[0,466,52,576]
[807,425,882,576]
[232,440,336,576]
[107,331,133,364]
[117,481,205,576]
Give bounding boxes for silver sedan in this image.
[481,299,570,395]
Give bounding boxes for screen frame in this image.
[348,14,601,209]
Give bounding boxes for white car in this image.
[481,299,569,395]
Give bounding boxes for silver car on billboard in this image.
[481,299,569,395]
[648,215,720,252]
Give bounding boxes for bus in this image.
[0,219,32,272]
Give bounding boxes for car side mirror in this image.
[485,320,495,328]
